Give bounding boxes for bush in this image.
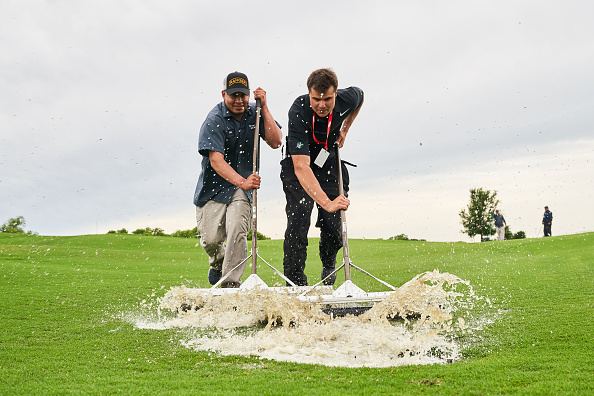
[132,227,164,236]
[504,226,513,240]
[170,227,199,238]
[247,230,270,240]
[108,226,200,238]
[388,234,409,241]
[513,231,526,239]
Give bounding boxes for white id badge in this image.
[314,148,330,168]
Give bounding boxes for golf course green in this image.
[1,232,592,394]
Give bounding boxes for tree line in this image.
[106,227,270,240]
[2,197,527,243]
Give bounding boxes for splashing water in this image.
[128,269,490,368]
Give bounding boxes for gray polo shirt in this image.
[193,102,276,207]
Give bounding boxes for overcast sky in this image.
[2,0,593,242]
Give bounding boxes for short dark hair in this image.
[307,68,338,93]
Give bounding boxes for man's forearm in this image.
[294,163,332,210]
[291,154,350,213]
[261,106,282,149]
[210,151,245,187]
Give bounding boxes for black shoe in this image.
[208,268,222,285]
[321,267,336,286]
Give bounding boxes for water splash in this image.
[126,269,491,368]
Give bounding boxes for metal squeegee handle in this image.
[335,144,352,282]
[251,99,261,274]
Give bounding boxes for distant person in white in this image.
[493,209,506,241]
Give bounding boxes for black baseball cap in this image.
[225,71,250,95]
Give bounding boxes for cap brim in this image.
[226,87,250,95]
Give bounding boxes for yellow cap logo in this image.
[229,77,247,87]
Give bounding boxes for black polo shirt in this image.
[286,86,364,167]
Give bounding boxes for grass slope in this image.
[0,233,592,395]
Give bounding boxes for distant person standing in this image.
[543,206,553,237]
[493,209,507,240]
[193,72,282,288]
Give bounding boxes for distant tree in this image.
[0,216,26,234]
[132,227,153,236]
[388,234,409,241]
[107,230,116,234]
[459,188,500,241]
[151,227,166,236]
[132,227,167,236]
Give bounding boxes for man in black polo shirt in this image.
[281,68,364,286]
[542,206,553,236]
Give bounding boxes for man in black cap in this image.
[281,68,364,286]
[193,72,282,287]
[542,206,553,237]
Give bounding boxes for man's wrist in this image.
[319,197,332,211]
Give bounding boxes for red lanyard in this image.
[312,111,333,150]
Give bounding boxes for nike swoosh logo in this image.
[339,109,350,117]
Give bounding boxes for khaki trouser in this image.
[196,188,251,285]
[496,226,505,241]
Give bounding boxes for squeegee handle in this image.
[251,98,261,274]
[253,98,261,174]
[335,144,352,282]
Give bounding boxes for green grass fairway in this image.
[1,232,592,395]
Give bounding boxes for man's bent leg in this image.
[496,227,505,241]
[544,224,552,237]
[318,209,342,285]
[196,203,226,271]
[221,188,251,287]
[283,201,312,286]
[281,158,313,286]
[316,160,348,285]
